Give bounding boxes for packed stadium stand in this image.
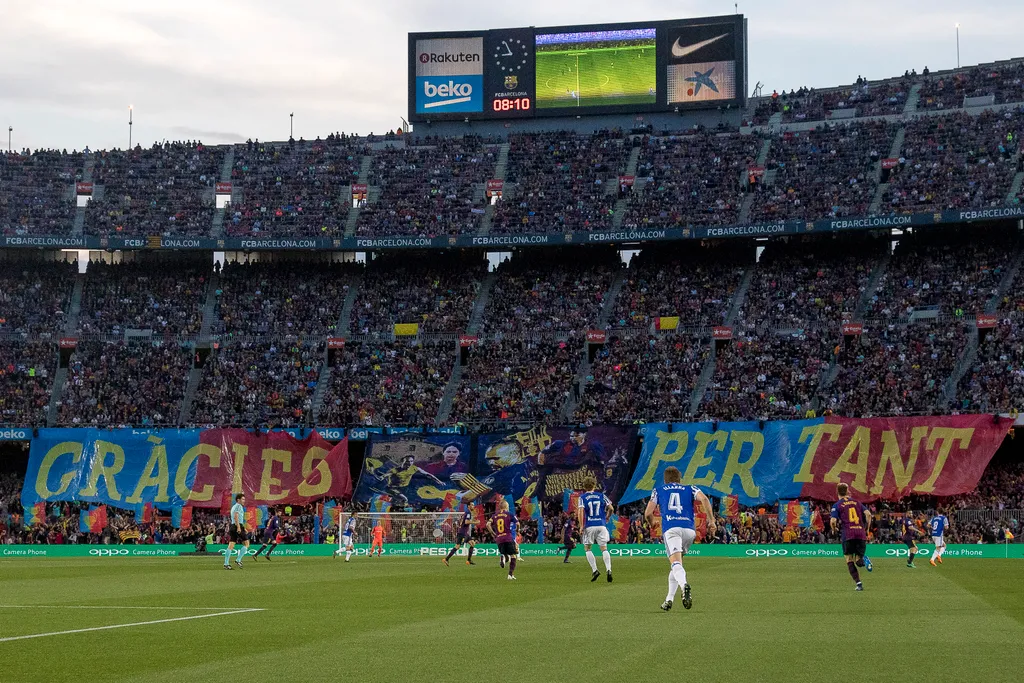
[0,58,1023,432]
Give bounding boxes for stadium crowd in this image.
[1,149,82,237]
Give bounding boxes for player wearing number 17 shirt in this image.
[577,476,613,583]
[644,467,715,611]
[830,483,872,591]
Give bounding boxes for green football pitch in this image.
[535,45,656,109]
[1,557,1022,682]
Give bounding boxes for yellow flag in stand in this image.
[656,316,679,331]
[394,323,419,336]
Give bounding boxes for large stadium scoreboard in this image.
[408,15,747,122]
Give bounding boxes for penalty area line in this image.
[0,605,261,611]
[0,608,264,643]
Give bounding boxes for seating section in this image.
[319,341,455,426]
[191,342,322,427]
[57,341,192,426]
[1,150,82,236]
[357,137,498,237]
[918,62,1024,109]
[351,253,486,334]
[624,132,760,228]
[751,121,897,221]
[226,136,364,238]
[78,260,209,335]
[0,260,76,335]
[213,261,354,337]
[86,143,222,238]
[0,341,54,426]
[491,131,629,234]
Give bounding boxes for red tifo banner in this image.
[196,429,351,507]
[801,415,1011,501]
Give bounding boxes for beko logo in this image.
[423,80,473,101]
[419,51,480,64]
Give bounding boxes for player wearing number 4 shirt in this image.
[830,483,872,591]
[929,512,949,566]
[645,467,714,611]
[577,476,614,583]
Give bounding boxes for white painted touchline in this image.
[0,608,264,643]
[0,605,261,611]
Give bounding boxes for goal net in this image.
[336,512,464,551]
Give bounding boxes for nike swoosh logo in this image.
[671,34,728,58]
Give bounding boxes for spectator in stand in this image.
[624,131,760,228]
[480,249,619,336]
[0,259,76,335]
[883,110,1023,213]
[351,253,486,334]
[918,62,1024,109]
[213,261,356,337]
[449,339,579,425]
[491,131,630,234]
[78,258,210,335]
[57,341,192,427]
[0,341,54,426]
[227,134,364,238]
[86,141,222,238]
[575,334,705,423]
[751,121,896,221]
[1,149,83,237]
[356,136,498,238]
[191,342,322,427]
[319,341,455,426]
[611,243,748,329]
[958,318,1024,413]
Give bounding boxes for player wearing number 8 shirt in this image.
[486,500,518,580]
[830,483,872,591]
[576,476,613,583]
[644,467,714,611]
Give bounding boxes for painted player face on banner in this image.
[442,445,461,466]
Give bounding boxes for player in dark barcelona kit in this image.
[253,507,281,561]
[443,508,476,566]
[556,517,576,563]
[901,512,919,568]
[486,501,518,580]
[830,483,872,591]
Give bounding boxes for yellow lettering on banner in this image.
[297,447,332,497]
[126,436,171,504]
[684,431,727,486]
[256,448,291,501]
[231,443,248,494]
[635,431,688,491]
[174,444,221,502]
[870,427,928,495]
[793,423,842,483]
[35,441,84,499]
[824,426,870,493]
[712,431,763,497]
[79,440,126,501]
[913,427,974,493]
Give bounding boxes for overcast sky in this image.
[2,0,1022,152]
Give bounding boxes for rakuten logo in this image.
[419,52,480,65]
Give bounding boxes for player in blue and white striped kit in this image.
[333,513,357,562]
[577,476,614,583]
[929,511,949,566]
[645,467,714,611]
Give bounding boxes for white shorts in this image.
[342,535,354,548]
[582,526,610,547]
[663,527,696,556]
[931,536,944,547]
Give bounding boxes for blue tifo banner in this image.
[353,426,636,507]
[21,428,351,509]
[619,416,1011,505]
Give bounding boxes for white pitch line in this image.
[0,608,264,643]
[0,605,260,611]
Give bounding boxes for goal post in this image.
[336,512,465,553]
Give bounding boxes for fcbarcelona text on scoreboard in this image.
[408,15,747,122]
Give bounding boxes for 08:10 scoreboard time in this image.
[408,15,746,122]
